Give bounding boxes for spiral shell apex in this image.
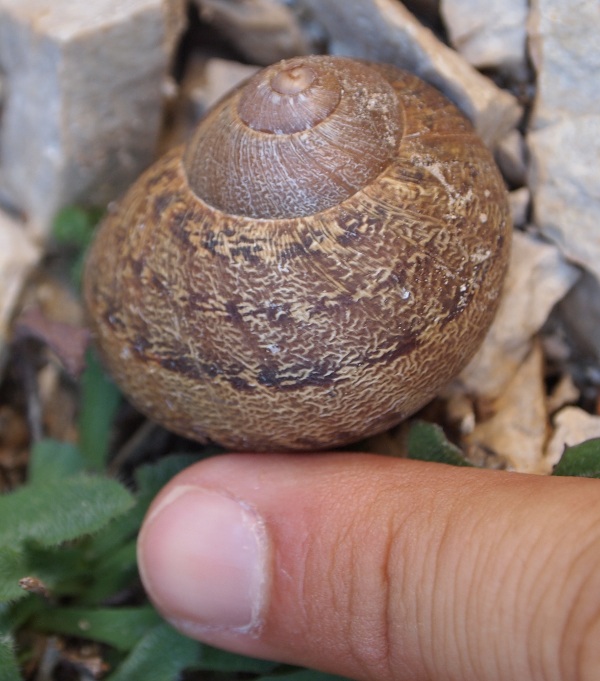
[84,55,511,452]
[183,56,403,219]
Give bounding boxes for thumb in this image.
[137,453,600,681]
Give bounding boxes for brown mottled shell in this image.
[83,55,511,451]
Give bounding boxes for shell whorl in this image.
[238,62,341,133]
[183,56,404,219]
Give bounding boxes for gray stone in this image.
[495,129,527,188]
[297,0,522,147]
[529,0,600,126]
[440,0,528,76]
[193,0,313,65]
[527,0,600,283]
[0,0,186,236]
[528,116,600,282]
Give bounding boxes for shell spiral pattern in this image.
[183,57,403,219]
[84,55,511,451]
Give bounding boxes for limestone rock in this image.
[296,0,522,147]
[464,342,549,474]
[193,0,313,65]
[528,0,600,126]
[459,231,580,399]
[187,58,260,121]
[440,0,528,76]
[495,129,527,188]
[527,0,600,283]
[0,0,186,236]
[528,116,600,282]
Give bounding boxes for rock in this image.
[297,0,522,147]
[0,0,186,237]
[464,342,549,473]
[0,211,40,367]
[528,116,600,283]
[458,231,580,399]
[495,129,527,188]
[546,406,600,470]
[193,0,313,65]
[528,0,600,126]
[187,58,260,121]
[527,0,600,283]
[509,187,530,229]
[546,373,579,416]
[559,270,600,364]
[440,0,528,76]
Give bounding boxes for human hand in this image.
[137,453,600,681]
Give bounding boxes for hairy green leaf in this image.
[28,439,85,484]
[0,476,134,549]
[198,645,279,672]
[78,350,122,471]
[0,541,94,605]
[0,634,22,681]
[80,540,138,605]
[552,438,600,478]
[135,453,203,502]
[105,623,200,681]
[21,543,89,599]
[0,549,27,604]
[407,421,473,467]
[0,594,41,633]
[33,606,161,652]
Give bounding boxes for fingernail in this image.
[138,485,269,634]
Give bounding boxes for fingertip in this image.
[137,482,271,636]
[137,453,600,681]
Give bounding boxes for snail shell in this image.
[84,55,511,451]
